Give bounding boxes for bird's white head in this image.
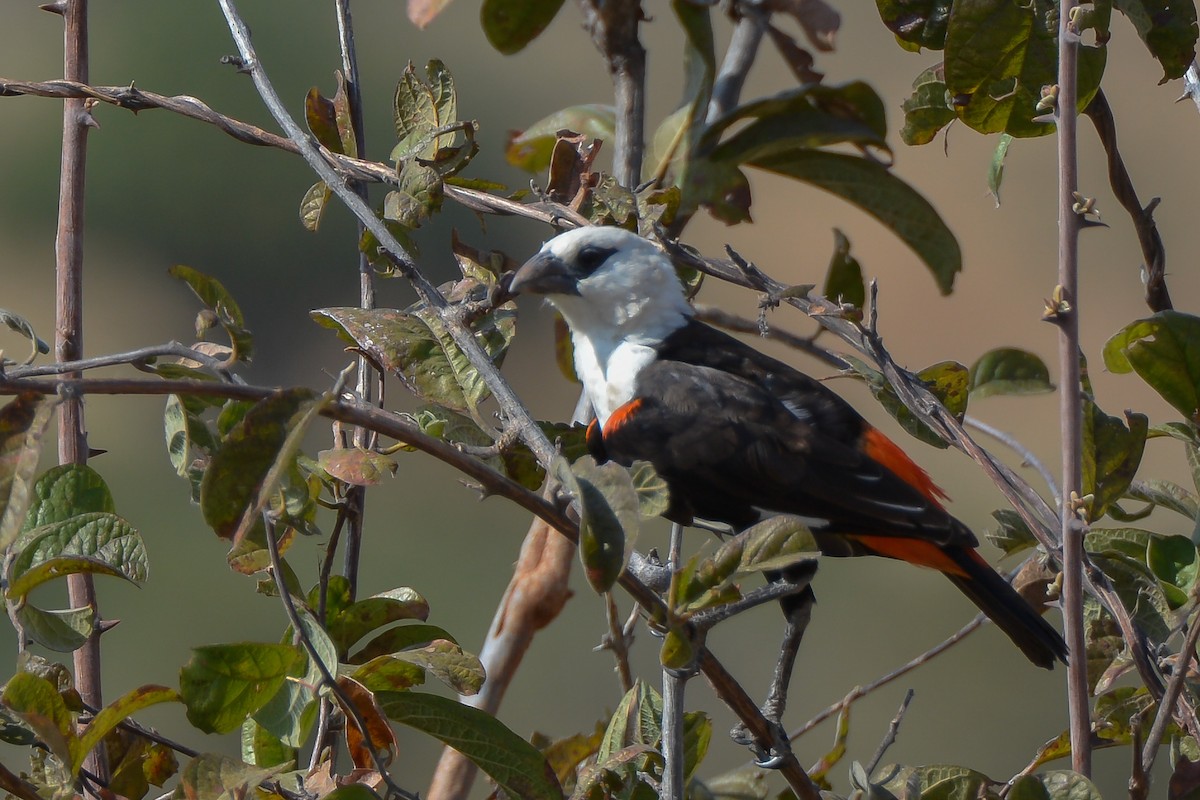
[510,227,693,345]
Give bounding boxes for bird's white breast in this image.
[572,335,657,427]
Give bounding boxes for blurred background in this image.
[2,1,1199,795]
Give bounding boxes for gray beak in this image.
[509,251,581,297]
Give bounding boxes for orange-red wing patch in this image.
[603,398,645,438]
[847,534,969,577]
[862,426,949,508]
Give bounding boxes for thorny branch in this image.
[575,0,645,186]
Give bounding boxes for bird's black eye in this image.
[575,245,617,275]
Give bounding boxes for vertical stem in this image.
[1056,0,1090,777]
[333,0,373,597]
[55,0,106,788]
[660,523,687,800]
[576,0,645,187]
[706,2,767,122]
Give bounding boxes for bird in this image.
[509,226,1067,684]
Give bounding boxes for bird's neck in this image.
[557,301,690,426]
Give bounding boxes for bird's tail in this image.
[943,547,1068,669]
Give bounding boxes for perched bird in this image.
[510,226,1067,677]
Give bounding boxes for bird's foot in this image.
[729,717,790,770]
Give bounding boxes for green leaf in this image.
[168,265,254,363]
[1009,770,1103,800]
[1104,311,1200,420]
[388,639,485,696]
[987,133,1014,206]
[559,456,638,593]
[379,691,564,800]
[348,623,459,664]
[1,672,75,763]
[944,0,1107,137]
[843,357,968,448]
[199,389,317,540]
[1124,479,1198,519]
[74,685,179,775]
[1147,534,1198,606]
[384,163,444,229]
[876,0,953,49]
[629,461,670,519]
[1091,552,1171,644]
[0,394,57,550]
[1114,0,1198,81]
[750,150,961,294]
[253,609,330,747]
[822,229,864,307]
[241,719,295,769]
[682,711,712,783]
[392,60,458,161]
[681,517,819,612]
[598,682,662,762]
[312,302,516,415]
[480,0,567,54]
[876,764,996,799]
[25,463,114,529]
[179,643,304,735]
[13,604,95,652]
[304,87,343,154]
[0,308,51,365]
[986,509,1037,556]
[900,64,956,145]
[506,105,616,173]
[9,512,147,598]
[171,754,288,800]
[968,347,1053,399]
[328,587,430,653]
[299,181,332,233]
[317,447,398,486]
[349,655,427,693]
[1082,398,1147,521]
[702,82,891,163]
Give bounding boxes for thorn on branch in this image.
[38,0,67,14]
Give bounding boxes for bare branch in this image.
[1056,1,1090,775]
[791,614,985,742]
[708,1,769,122]
[1141,600,1200,776]
[693,304,845,368]
[6,341,237,380]
[1083,90,1172,312]
[964,416,1060,501]
[865,689,915,775]
[575,0,646,186]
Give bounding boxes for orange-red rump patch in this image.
[861,426,949,507]
[603,398,645,438]
[846,534,970,577]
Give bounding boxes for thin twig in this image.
[707,0,769,122]
[864,689,915,775]
[791,613,985,741]
[603,592,635,693]
[1140,600,1200,775]
[692,305,845,368]
[1082,90,1172,312]
[1056,1,1090,775]
[0,77,591,231]
[661,522,689,800]
[575,0,645,186]
[964,416,1060,501]
[7,341,237,380]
